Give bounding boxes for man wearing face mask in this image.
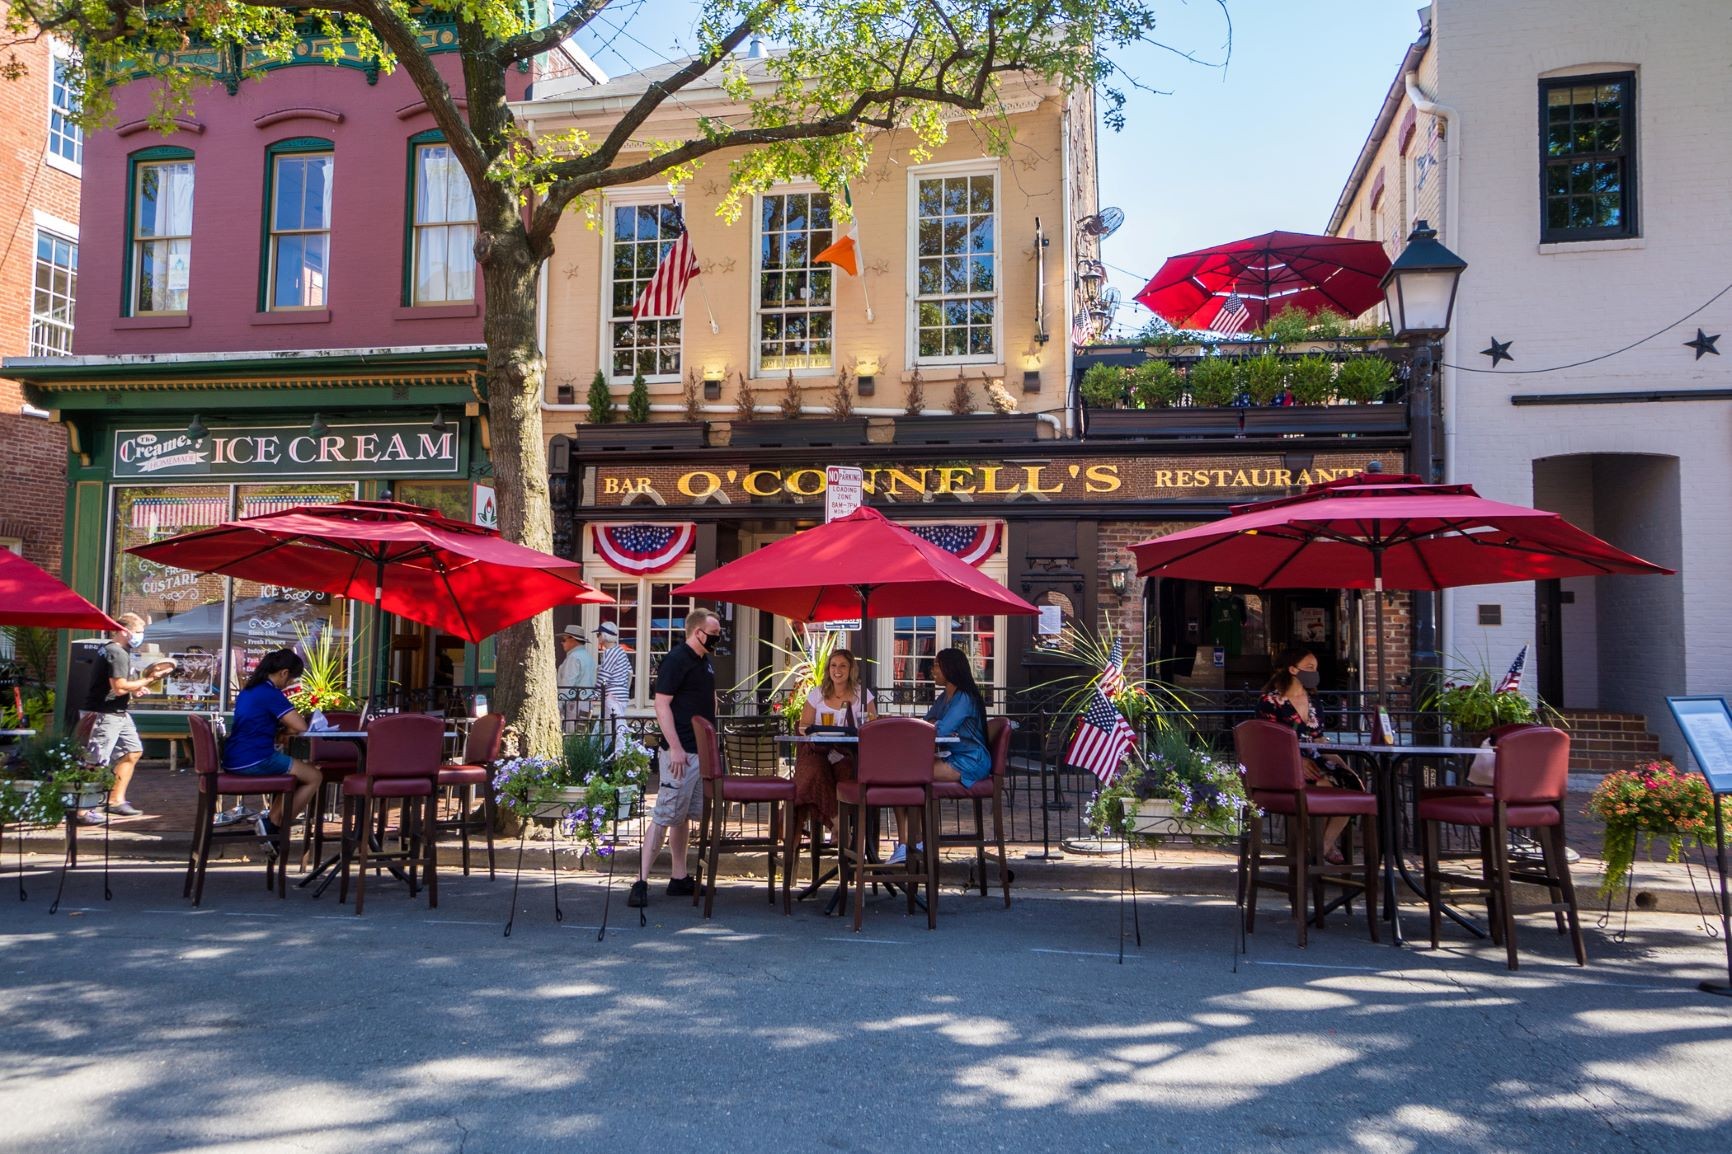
[1254,647,1363,863]
[79,612,171,822]
[628,607,721,909]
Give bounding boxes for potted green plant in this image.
[289,623,356,715]
[10,737,115,824]
[1334,355,1395,404]
[1129,360,1182,408]
[1587,760,1728,897]
[1187,356,1239,407]
[1124,728,1251,839]
[1243,353,1288,406]
[1421,666,1549,746]
[1287,354,1336,406]
[555,732,654,855]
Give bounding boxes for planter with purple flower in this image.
[1089,727,1250,844]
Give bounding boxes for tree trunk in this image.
[480,226,561,758]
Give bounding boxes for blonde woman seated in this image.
[792,649,876,829]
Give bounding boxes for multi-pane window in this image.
[887,615,999,699]
[268,152,333,309]
[48,53,82,168]
[608,202,684,381]
[411,143,476,304]
[132,160,194,314]
[913,171,996,362]
[1540,73,1636,242]
[757,192,834,372]
[592,578,694,706]
[30,230,77,357]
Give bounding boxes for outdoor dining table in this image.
[0,728,37,740]
[1301,739,1486,946]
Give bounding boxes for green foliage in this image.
[1129,360,1181,408]
[586,370,615,425]
[1255,306,1314,347]
[1588,761,1727,896]
[1421,666,1545,735]
[288,622,355,713]
[1242,353,1287,406]
[1187,357,1239,407]
[625,372,652,423]
[1079,363,1126,410]
[733,623,844,716]
[1334,355,1395,403]
[1287,354,1336,406]
[1,626,58,733]
[3,737,113,827]
[1087,726,1249,841]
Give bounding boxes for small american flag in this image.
[631,226,701,320]
[1099,636,1126,698]
[1065,685,1137,786]
[1213,292,1251,335]
[1495,644,1528,694]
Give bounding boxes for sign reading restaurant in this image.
[590,451,1406,506]
[114,421,464,480]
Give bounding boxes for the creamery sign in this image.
[114,421,463,480]
[591,452,1404,507]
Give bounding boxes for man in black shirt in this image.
[79,612,164,821]
[628,607,721,908]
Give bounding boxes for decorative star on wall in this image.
[700,180,723,197]
[870,167,894,186]
[865,258,891,277]
[563,264,582,280]
[1685,328,1721,359]
[701,256,737,275]
[1480,338,1514,366]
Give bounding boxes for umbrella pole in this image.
[373,556,388,708]
[1373,548,1388,712]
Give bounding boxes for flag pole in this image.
[693,275,720,334]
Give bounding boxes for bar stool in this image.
[692,716,797,916]
[1235,718,1380,947]
[837,717,939,932]
[1418,725,1585,970]
[338,713,443,915]
[930,717,1013,906]
[182,714,299,904]
[437,712,504,877]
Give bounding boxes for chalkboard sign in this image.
[1666,696,1732,794]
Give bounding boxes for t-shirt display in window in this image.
[1208,593,1247,657]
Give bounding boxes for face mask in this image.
[1296,669,1320,691]
[128,630,145,650]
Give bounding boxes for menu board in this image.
[167,650,217,700]
[1666,696,1732,794]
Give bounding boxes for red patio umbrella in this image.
[675,506,1037,622]
[1135,230,1393,332]
[128,500,610,644]
[0,548,120,631]
[1130,470,1672,699]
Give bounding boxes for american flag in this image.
[1212,292,1251,335]
[631,226,701,320]
[1065,685,1137,785]
[1099,636,1126,697]
[1496,644,1528,694]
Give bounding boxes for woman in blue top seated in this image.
[888,647,993,866]
[223,648,319,840]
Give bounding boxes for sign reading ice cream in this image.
[114,421,464,480]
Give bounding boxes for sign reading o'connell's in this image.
[589,451,1405,507]
[113,422,464,480]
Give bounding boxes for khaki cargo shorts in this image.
[651,746,704,827]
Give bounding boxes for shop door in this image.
[1535,579,1563,704]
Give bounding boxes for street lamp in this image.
[1380,218,1467,729]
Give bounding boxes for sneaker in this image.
[667,875,699,897]
[214,805,257,827]
[105,802,143,818]
[885,844,908,867]
[255,815,281,839]
[626,880,649,908]
[78,809,106,826]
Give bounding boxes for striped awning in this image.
[240,494,344,520]
[130,496,228,530]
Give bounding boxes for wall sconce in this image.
[1077,258,1106,302]
[185,414,208,446]
[310,412,330,437]
[1021,353,1042,394]
[1106,564,1134,596]
[856,357,878,397]
[702,366,725,401]
[430,410,449,434]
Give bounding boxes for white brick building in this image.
[1331,1,1730,765]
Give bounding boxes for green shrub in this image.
[625,372,652,423]
[1287,354,1336,405]
[1129,360,1182,408]
[1187,357,1239,407]
[1079,363,1127,409]
[1257,305,1313,346]
[1335,355,1395,403]
[1243,353,1287,406]
[585,370,615,424]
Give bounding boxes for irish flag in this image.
[814,185,861,276]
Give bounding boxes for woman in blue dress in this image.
[887,647,992,866]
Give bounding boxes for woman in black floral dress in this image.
[1254,648,1363,863]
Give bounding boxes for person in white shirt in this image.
[595,621,632,744]
[792,649,876,830]
[557,625,596,729]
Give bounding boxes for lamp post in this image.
[1380,219,1467,713]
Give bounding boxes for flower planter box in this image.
[728,418,869,448]
[574,422,708,453]
[531,783,640,823]
[1085,404,1406,441]
[892,414,1041,445]
[61,784,107,811]
[1124,797,1243,840]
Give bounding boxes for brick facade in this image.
[0,8,76,571]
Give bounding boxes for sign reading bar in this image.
[114,421,464,480]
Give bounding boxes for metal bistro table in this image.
[1302,739,1485,946]
[776,732,956,915]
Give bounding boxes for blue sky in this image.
[571,1,1424,336]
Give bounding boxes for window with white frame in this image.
[911,168,997,363]
[756,190,834,372]
[30,230,77,356]
[411,142,477,304]
[607,200,684,381]
[47,50,82,170]
[268,151,333,309]
[132,159,194,314]
[590,577,697,707]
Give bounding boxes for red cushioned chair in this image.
[837,717,939,933]
[1419,721,1549,804]
[692,716,797,917]
[302,710,361,872]
[931,717,1013,907]
[1235,718,1380,947]
[338,713,443,915]
[182,713,299,905]
[437,712,505,878]
[1418,725,1585,970]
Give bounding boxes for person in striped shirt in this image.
[595,621,633,741]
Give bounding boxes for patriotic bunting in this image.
[593,523,697,575]
[906,523,1002,567]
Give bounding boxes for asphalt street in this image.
[2,861,1729,1153]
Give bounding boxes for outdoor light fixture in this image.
[310,411,330,437]
[856,357,878,397]
[1380,219,1468,340]
[1106,564,1134,596]
[1077,258,1107,301]
[431,410,449,434]
[702,365,725,401]
[1022,353,1042,393]
[185,414,208,446]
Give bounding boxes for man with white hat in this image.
[595,621,632,742]
[557,625,595,728]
